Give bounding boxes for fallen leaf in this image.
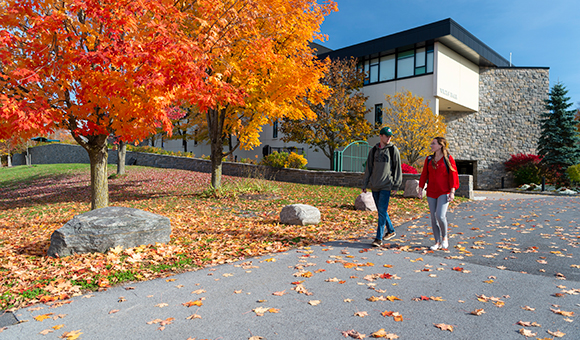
[108,309,119,314]
[308,300,321,306]
[470,308,485,316]
[253,307,269,316]
[518,328,536,337]
[186,314,202,320]
[191,289,206,295]
[272,290,287,296]
[344,298,354,303]
[521,306,536,311]
[59,330,83,339]
[547,330,566,337]
[354,311,368,317]
[551,308,574,316]
[52,325,65,330]
[34,313,54,322]
[342,329,366,339]
[182,300,203,307]
[39,329,54,335]
[155,303,169,308]
[433,323,453,332]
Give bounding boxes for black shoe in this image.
[383,232,396,241]
[372,238,383,247]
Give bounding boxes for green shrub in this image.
[260,152,307,169]
[126,145,194,158]
[513,163,542,185]
[567,163,580,183]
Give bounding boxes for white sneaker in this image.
[441,239,449,249]
[430,243,440,251]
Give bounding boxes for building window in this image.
[273,120,278,139]
[415,47,426,75]
[426,44,434,73]
[375,104,383,125]
[397,49,414,78]
[369,58,379,83]
[359,42,434,86]
[379,55,395,81]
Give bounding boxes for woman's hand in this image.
[418,189,423,199]
[448,192,455,202]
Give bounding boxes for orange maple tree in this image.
[181,0,337,188]
[0,0,220,209]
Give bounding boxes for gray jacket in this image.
[362,142,403,191]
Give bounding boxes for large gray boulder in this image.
[280,204,320,225]
[47,207,171,257]
[354,192,377,211]
[403,179,425,198]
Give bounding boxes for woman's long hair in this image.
[431,137,456,172]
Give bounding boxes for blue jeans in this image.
[372,190,395,240]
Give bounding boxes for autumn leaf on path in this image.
[371,328,399,339]
[308,300,321,306]
[39,329,54,335]
[108,309,119,314]
[34,313,54,321]
[470,308,485,316]
[53,325,65,330]
[354,311,368,317]
[516,321,540,327]
[272,290,287,296]
[518,328,536,337]
[342,329,366,339]
[547,330,566,337]
[550,308,574,316]
[186,314,202,320]
[183,300,203,307]
[59,330,83,339]
[249,336,265,340]
[155,303,169,308]
[434,323,454,332]
[521,306,536,311]
[253,306,269,316]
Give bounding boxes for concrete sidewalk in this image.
[1,196,579,339]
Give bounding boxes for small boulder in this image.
[355,192,377,211]
[47,206,171,257]
[403,179,424,198]
[280,204,320,225]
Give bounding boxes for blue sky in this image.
[319,0,580,109]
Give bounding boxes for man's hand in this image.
[418,190,423,199]
[448,192,455,202]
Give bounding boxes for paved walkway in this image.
[1,194,579,339]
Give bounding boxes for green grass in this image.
[0,164,91,188]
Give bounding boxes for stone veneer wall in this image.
[11,144,473,198]
[443,67,549,189]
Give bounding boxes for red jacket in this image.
[418,155,460,199]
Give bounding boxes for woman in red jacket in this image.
[418,137,459,250]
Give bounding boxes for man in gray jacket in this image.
[362,127,403,247]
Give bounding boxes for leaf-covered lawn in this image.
[0,164,448,310]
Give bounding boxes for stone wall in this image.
[12,143,473,198]
[443,67,549,189]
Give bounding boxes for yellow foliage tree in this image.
[382,90,446,166]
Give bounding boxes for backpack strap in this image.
[427,155,449,173]
[388,146,396,177]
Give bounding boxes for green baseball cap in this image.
[379,127,393,136]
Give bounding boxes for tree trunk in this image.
[207,108,226,189]
[182,136,187,153]
[85,135,109,210]
[117,140,126,175]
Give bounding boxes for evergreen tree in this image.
[537,83,580,170]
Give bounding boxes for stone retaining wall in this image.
[12,143,473,198]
